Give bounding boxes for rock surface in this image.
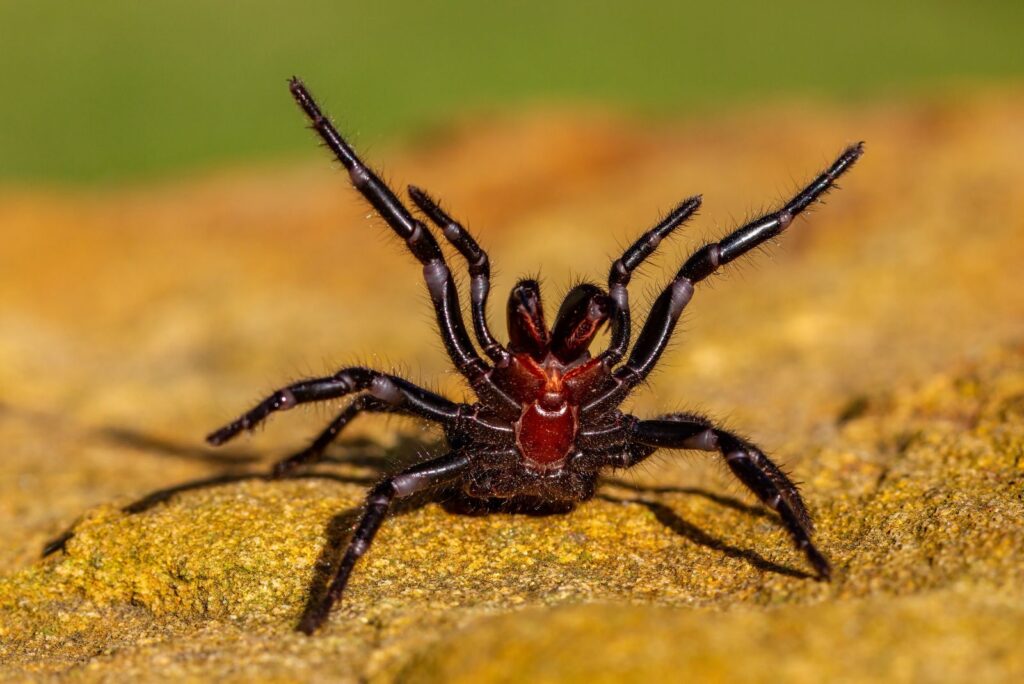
[1,91,1023,681]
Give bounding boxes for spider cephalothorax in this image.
[208,78,864,634]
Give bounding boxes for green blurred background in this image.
[2,0,1021,185]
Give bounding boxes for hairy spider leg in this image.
[625,414,830,579]
[288,78,518,414]
[270,395,396,478]
[599,196,702,368]
[298,451,471,634]
[407,185,510,366]
[206,367,461,445]
[586,143,865,413]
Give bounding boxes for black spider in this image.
[207,78,864,634]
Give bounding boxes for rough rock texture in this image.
[1,91,1023,681]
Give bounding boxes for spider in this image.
[207,78,863,634]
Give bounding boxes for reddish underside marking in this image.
[517,400,577,466]
[506,353,602,467]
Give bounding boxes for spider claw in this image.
[205,423,240,446]
[288,76,306,95]
[42,531,74,557]
[270,451,310,479]
[297,606,328,635]
[805,543,832,581]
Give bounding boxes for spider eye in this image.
[551,283,611,363]
[507,279,550,360]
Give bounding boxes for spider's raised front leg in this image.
[624,413,830,579]
[599,196,702,368]
[298,450,470,634]
[288,78,517,413]
[206,367,461,446]
[585,143,864,412]
[407,185,510,366]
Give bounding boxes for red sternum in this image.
[516,396,577,468]
[508,356,579,469]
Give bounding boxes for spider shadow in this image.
[39,426,442,630]
[42,426,811,629]
[303,469,816,623]
[600,476,774,521]
[40,469,383,557]
[96,425,265,466]
[598,478,813,580]
[40,430,425,557]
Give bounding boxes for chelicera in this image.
[207,78,864,634]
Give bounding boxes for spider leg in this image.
[624,414,830,579]
[599,196,702,367]
[585,143,864,412]
[270,395,397,478]
[206,367,460,446]
[298,450,470,634]
[288,79,517,412]
[407,185,510,366]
